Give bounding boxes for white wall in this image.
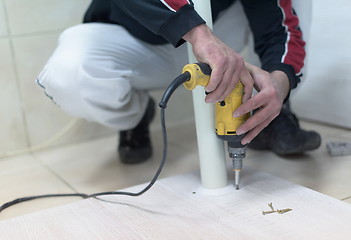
[291,0,351,129]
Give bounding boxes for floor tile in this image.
[340,127,351,139]
[0,38,28,153]
[300,120,350,140]
[165,119,198,151]
[34,131,200,194]
[343,197,351,204]
[150,88,195,129]
[0,154,77,221]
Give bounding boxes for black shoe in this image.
[118,97,155,164]
[248,102,321,155]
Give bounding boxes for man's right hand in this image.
[183,24,253,104]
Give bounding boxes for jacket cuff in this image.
[263,63,301,102]
[159,4,206,47]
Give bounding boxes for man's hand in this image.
[183,24,253,103]
[233,63,290,145]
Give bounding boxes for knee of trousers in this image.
[37,56,147,130]
[37,52,90,115]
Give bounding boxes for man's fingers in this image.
[206,66,237,103]
[236,95,281,144]
[233,93,263,118]
[241,117,273,145]
[206,64,252,103]
[205,65,223,93]
[239,69,254,103]
[205,69,225,103]
[236,106,268,135]
[244,62,258,73]
[219,68,239,101]
[237,104,278,143]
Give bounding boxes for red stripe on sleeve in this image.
[161,0,190,12]
[279,0,306,75]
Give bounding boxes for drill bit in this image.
[228,147,245,190]
[234,170,240,190]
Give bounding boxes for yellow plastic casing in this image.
[182,63,249,138]
[182,64,210,90]
[215,82,249,137]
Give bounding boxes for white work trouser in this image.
[37,1,250,130]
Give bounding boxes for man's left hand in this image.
[233,63,290,145]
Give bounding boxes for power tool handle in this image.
[196,63,212,76]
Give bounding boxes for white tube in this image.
[187,0,228,189]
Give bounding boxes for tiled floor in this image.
[0,120,350,221]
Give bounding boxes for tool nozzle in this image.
[228,146,245,191]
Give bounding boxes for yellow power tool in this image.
[182,63,250,190]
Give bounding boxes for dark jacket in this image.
[84,0,305,89]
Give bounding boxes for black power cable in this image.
[0,72,191,214]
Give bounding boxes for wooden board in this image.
[1,168,351,239]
